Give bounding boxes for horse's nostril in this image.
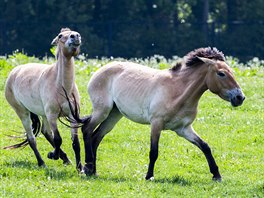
[236,95,245,101]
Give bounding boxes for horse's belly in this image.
[115,103,150,124]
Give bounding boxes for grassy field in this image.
[0,53,263,197]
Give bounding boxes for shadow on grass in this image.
[3,160,74,180]
[3,161,190,185]
[80,174,129,183]
[44,168,75,180]
[80,173,191,186]
[3,160,38,170]
[153,175,191,186]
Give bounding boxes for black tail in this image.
[59,87,91,128]
[3,112,41,149]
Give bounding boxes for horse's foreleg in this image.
[46,118,61,160]
[177,126,221,181]
[145,120,163,180]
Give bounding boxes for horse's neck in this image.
[172,67,208,110]
[55,51,75,92]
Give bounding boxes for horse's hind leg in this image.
[5,90,45,166]
[91,106,123,174]
[81,107,113,175]
[70,122,82,172]
[41,117,71,165]
[17,110,45,166]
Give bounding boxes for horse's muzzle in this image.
[229,88,245,107]
[231,94,245,107]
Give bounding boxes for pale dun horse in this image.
[70,47,245,181]
[4,28,83,171]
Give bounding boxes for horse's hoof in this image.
[38,161,46,168]
[212,176,222,182]
[147,177,154,181]
[83,164,95,176]
[63,159,72,166]
[145,174,154,180]
[76,163,83,173]
[47,152,59,160]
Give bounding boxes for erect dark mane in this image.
[185,47,225,67]
[170,62,182,72]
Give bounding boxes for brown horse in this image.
[4,28,83,171]
[70,47,245,181]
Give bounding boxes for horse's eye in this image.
[58,34,62,39]
[217,71,226,77]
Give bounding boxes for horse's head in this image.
[199,57,245,107]
[51,28,81,58]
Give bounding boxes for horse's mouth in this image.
[71,43,81,48]
[230,95,245,107]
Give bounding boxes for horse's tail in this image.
[59,87,91,128]
[3,112,41,149]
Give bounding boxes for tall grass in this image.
[0,52,263,197]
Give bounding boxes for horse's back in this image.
[88,61,159,97]
[6,63,52,95]
[89,61,158,85]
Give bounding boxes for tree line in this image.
[0,0,264,61]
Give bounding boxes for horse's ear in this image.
[51,36,58,46]
[197,56,215,66]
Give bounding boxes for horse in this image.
[4,28,83,171]
[69,47,245,181]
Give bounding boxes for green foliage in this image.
[1,1,264,60]
[0,57,12,79]
[0,53,263,197]
[7,50,41,66]
[50,46,56,57]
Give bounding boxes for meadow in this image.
[0,52,263,197]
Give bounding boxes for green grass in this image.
[0,53,264,197]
